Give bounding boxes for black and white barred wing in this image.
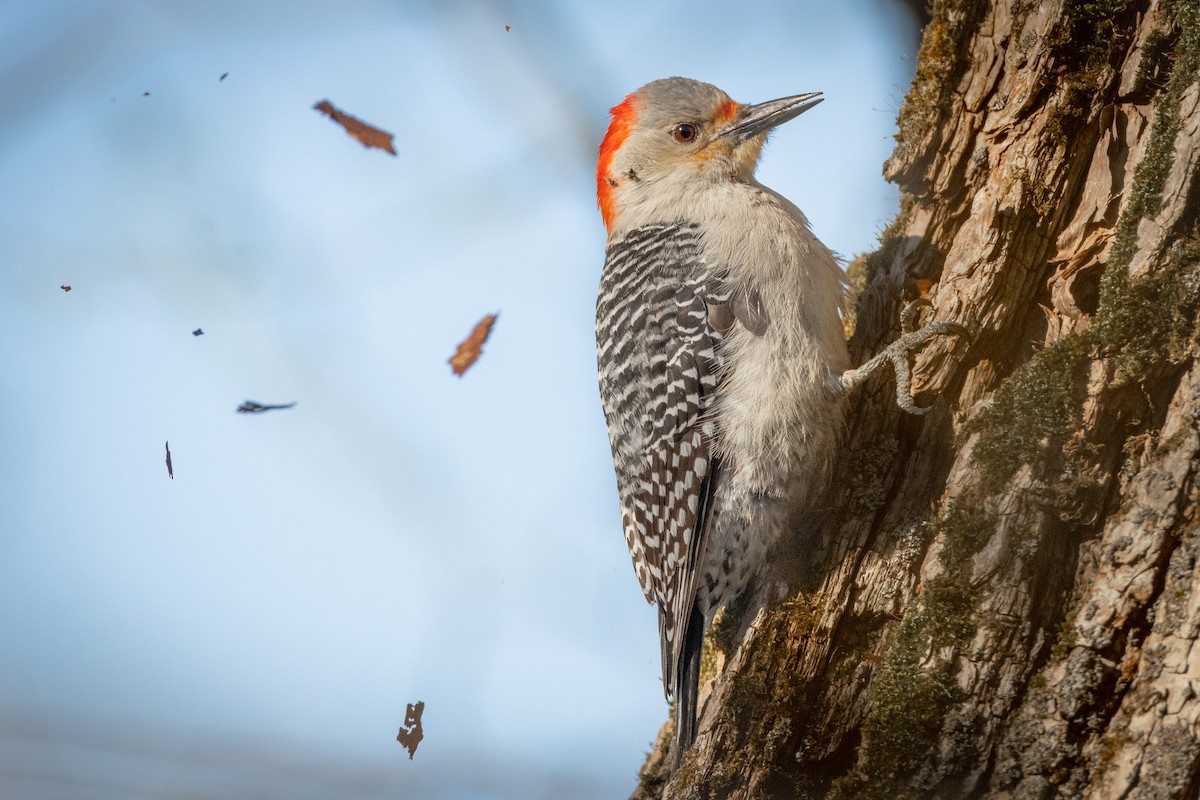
[596,222,724,696]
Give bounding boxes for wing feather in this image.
[596,222,726,697]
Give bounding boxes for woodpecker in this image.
[594,77,962,765]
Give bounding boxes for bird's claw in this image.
[838,317,969,414]
[899,298,932,334]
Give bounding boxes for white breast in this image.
[699,181,849,497]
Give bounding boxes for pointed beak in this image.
[718,92,823,144]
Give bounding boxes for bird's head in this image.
[596,77,822,233]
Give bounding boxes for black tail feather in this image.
[672,601,705,768]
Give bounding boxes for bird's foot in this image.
[837,301,968,415]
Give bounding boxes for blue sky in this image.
[0,1,919,797]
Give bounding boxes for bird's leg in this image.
[835,300,968,415]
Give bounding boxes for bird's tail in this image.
[671,602,705,768]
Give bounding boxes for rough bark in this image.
[632,1,1200,798]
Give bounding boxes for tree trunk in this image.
[632,1,1200,797]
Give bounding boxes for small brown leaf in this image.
[165,441,174,479]
[505,25,511,31]
[313,100,397,156]
[192,328,204,336]
[219,72,228,81]
[913,278,934,299]
[60,284,71,292]
[449,313,498,376]
[396,701,425,760]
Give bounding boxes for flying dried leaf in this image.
[143,91,150,97]
[165,441,174,479]
[193,328,204,336]
[505,25,511,31]
[313,100,396,156]
[219,72,228,81]
[396,701,424,759]
[60,284,71,292]
[449,313,498,376]
[237,400,297,413]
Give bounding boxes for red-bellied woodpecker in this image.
[595,77,963,766]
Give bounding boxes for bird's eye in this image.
[672,124,698,143]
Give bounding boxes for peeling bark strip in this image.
[632,1,1200,798]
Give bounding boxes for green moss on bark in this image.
[1044,0,1140,142]
[969,0,1200,493]
[970,334,1090,495]
[891,0,988,163]
[827,504,992,799]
